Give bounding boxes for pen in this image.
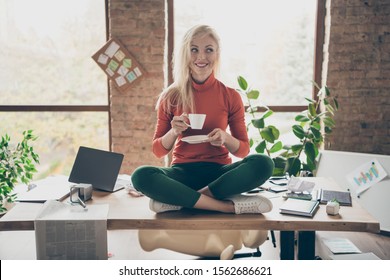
[269,180,287,186]
[78,197,86,208]
[247,189,264,194]
[269,176,288,181]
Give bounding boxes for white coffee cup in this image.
[185,113,206,129]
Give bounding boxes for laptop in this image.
[68,146,129,192]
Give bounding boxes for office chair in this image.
[138,229,276,260]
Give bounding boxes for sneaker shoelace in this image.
[162,203,178,209]
[236,200,265,213]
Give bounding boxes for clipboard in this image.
[15,175,71,202]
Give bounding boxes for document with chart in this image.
[346,159,387,195]
[34,200,109,260]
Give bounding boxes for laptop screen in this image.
[68,146,124,191]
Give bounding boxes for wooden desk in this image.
[0,177,380,259]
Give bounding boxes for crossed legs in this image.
[132,154,274,214]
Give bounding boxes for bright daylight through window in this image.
[174,0,317,149]
[0,0,107,178]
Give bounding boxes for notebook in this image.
[68,146,129,192]
[318,189,352,206]
[279,198,320,217]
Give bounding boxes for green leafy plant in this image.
[330,198,340,204]
[0,130,40,212]
[237,76,339,176]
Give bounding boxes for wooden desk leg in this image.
[297,231,316,260]
[280,231,295,260]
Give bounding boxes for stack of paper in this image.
[34,200,109,260]
[330,252,380,260]
[322,238,361,254]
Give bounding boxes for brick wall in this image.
[108,0,166,174]
[325,0,390,154]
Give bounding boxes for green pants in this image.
[131,154,274,208]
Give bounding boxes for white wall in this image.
[316,150,390,232]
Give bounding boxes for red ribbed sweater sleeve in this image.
[152,74,249,165]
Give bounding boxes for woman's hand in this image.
[170,113,190,136]
[207,128,227,146]
[161,113,189,151]
[208,128,240,153]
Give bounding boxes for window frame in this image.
[166,0,326,113]
[0,0,112,147]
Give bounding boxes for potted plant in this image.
[0,130,40,213]
[237,76,339,176]
[326,199,340,215]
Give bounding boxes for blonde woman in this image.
[132,25,274,214]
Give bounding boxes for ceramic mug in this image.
[185,113,206,129]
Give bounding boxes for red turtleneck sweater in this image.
[152,74,250,165]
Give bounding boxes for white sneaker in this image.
[229,194,273,214]
[149,199,182,213]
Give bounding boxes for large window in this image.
[0,0,108,177]
[171,0,324,149]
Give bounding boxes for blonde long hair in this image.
[156,25,221,114]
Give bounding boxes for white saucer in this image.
[181,135,209,144]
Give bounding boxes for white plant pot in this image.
[326,201,340,215]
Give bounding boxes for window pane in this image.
[0,0,107,105]
[174,0,316,106]
[231,112,299,162]
[246,112,298,148]
[0,112,109,179]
